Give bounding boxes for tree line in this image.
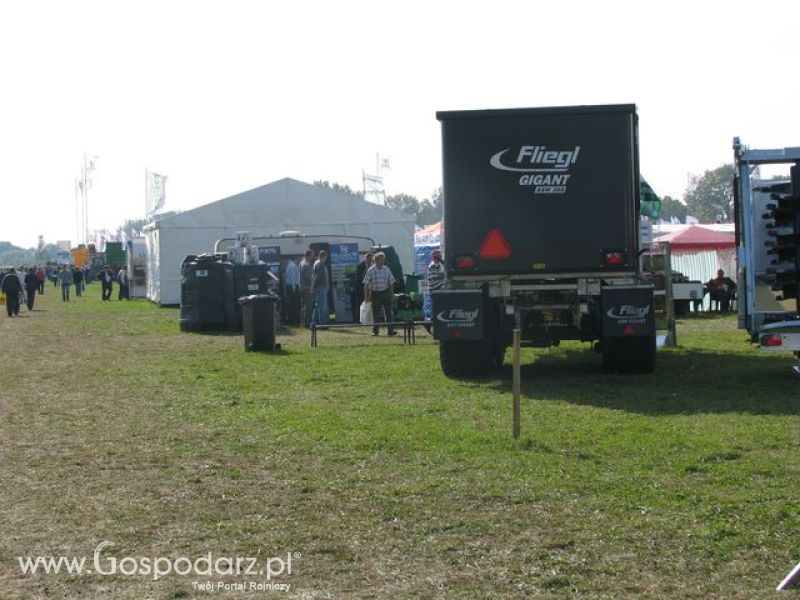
[313,181,442,226]
[659,163,790,224]
[7,163,761,264]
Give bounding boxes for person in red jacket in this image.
[35,266,45,294]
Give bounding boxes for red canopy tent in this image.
[654,225,735,250]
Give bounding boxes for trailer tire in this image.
[602,336,656,374]
[439,340,496,378]
[674,300,690,316]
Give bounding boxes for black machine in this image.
[433,104,655,376]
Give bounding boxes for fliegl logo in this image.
[489,145,580,195]
[606,305,651,321]
[436,309,479,324]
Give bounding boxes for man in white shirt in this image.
[363,252,396,336]
[283,258,301,326]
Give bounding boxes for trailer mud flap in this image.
[601,286,655,339]
[432,290,484,341]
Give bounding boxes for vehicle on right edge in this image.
[733,138,800,378]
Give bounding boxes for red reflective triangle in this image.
[479,229,512,260]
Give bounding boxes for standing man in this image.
[73,264,84,297]
[117,266,130,300]
[1,268,22,316]
[99,266,114,301]
[283,258,301,326]
[363,252,396,336]
[352,252,374,322]
[424,249,445,321]
[24,267,39,311]
[58,264,73,302]
[311,249,329,327]
[299,249,315,328]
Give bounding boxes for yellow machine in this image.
[71,246,88,269]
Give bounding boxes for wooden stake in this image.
[513,328,521,438]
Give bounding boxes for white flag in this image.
[147,171,168,216]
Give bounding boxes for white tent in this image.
[144,178,416,305]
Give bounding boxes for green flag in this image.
[640,176,661,219]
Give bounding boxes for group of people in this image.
[279,247,444,336]
[52,264,130,302]
[0,267,45,316]
[1,263,132,317]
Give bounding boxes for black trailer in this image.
[433,104,655,376]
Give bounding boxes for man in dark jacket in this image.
[73,266,85,297]
[2,268,23,316]
[98,266,114,301]
[351,252,374,322]
[24,268,39,310]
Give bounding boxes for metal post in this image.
[512,328,521,438]
[777,560,800,590]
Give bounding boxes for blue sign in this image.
[258,245,281,261]
[330,243,359,265]
[330,243,360,322]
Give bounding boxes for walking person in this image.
[35,266,45,294]
[73,265,84,297]
[16,269,26,308]
[24,267,38,311]
[1,268,22,316]
[363,251,397,336]
[311,249,329,327]
[98,266,114,301]
[117,266,130,300]
[58,265,73,302]
[299,249,315,328]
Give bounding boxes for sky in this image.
[1,0,799,249]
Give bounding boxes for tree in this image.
[117,211,179,240]
[385,193,420,216]
[658,195,689,223]
[684,164,735,223]
[313,180,364,199]
[417,187,443,226]
[312,180,443,226]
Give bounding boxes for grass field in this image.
[1,284,799,599]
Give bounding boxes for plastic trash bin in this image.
[238,294,280,352]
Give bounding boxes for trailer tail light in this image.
[603,251,625,266]
[454,256,475,270]
[624,324,635,336]
[479,229,512,260]
[760,334,783,347]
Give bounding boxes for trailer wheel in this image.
[602,336,656,374]
[674,300,690,316]
[439,341,496,378]
[495,346,507,369]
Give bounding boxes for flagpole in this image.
[82,153,89,245]
[75,176,80,246]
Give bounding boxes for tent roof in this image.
[153,178,416,230]
[654,225,735,249]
